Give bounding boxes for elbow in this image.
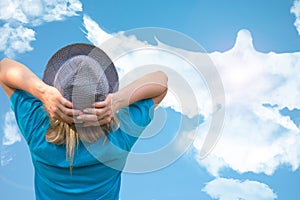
[156,71,168,90]
[151,71,168,106]
[156,71,168,102]
[162,72,168,92]
[0,57,8,64]
[0,58,8,77]
[0,58,12,82]
[0,58,3,69]
[0,58,4,80]
[0,57,9,71]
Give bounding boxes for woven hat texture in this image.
[42,43,119,110]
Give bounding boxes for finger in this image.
[93,101,109,108]
[49,107,64,121]
[60,97,73,109]
[61,106,83,117]
[83,121,100,127]
[97,111,112,121]
[57,99,82,116]
[83,107,110,116]
[83,108,98,115]
[74,118,84,123]
[98,117,111,125]
[61,113,75,124]
[82,116,112,127]
[55,109,75,124]
[77,114,98,122]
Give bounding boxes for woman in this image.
[0,43,168,200]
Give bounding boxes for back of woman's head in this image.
[42,43,119,171]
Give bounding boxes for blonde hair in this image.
[46,117,119,172]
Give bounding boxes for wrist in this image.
[111,92,124,112]
[35,83,49,103]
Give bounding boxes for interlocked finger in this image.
[53,108,74,124]
[84,107,110,117]
[77,114,98,122]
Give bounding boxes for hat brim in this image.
[42,43,119,94]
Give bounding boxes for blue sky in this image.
[1,0,300,199]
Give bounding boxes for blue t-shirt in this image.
[10,90,154,200]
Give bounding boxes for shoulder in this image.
[10,90,48,142]
[10,89,36,101]
[10,89,41,110]
[119,98,154,127]
[112,99,154,150]
[130,98,154,109]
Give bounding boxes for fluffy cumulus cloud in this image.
[0,0,82,25]
[196,30,300,176]
[0,0,82,57]
[203,178,277,200]
[0,23,36,58]
[1,146,14,166]
[82,15,112,47]
[82,16,300,178]
[1,111,21,166]
[291,0,300,35]
[2,111,21,146]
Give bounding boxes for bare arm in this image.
[112,71,168,111]
[0,58,81,123]
[0,58,48,99]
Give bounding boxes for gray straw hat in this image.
[42,43,119,111]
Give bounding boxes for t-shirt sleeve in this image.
[10,90,49,144]
[128,98,155,127]
[115,98,154,150]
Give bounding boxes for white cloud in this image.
[0,0,82,57]
[1,145,14,166]
[0,0,28,23]
[82,16,300,177]
[202,178,277,200]
[0,23,36,58]
[195,30,300,176]
[37,0,82,25]
[82,15,112,47]
[1,111,21,166]
[291,0,300,35]
[2,111,21,146]
[0,0,82,25]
